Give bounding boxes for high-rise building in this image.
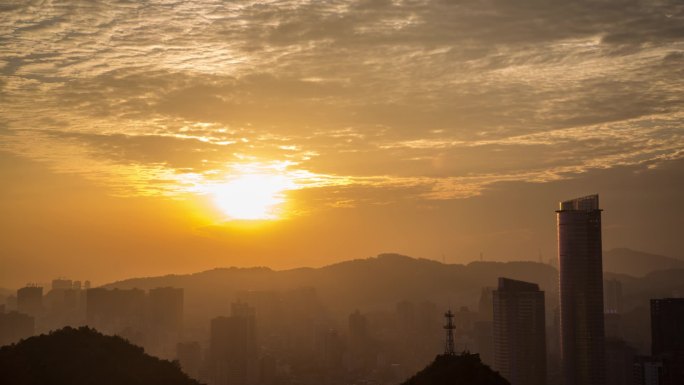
[176,341,202,380]
[209,302,258,385]
[478,287,494,321]
[650,298,684,385]
[17,286,43,318]
[51,279,74,290]
[633,356,663,385]
[321,329,345,376]
[605,338,635,385]
[651,298,684,356]
[557,194,606,385]
[85,288,146,341]
[0,311,34,346]
[474,286,495,366]
[493,277,546,385]
[148,287,184,357]
[258,354,277,385]
[349,310,368,340]
[604,279,623,314]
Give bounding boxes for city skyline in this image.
[2,219,683,385]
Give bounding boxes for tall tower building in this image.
[557,194,606,385]
[493,277,546,385]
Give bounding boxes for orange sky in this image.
[1,0,683,288]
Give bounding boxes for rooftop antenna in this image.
[444,309,456,355]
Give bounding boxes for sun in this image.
[211,173,292,220]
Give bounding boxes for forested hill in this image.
[0,327,203,385]
[401,353,510,385]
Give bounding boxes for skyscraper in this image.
[650,298,684,385]
[557,194,606,385]
[493,277,546,385]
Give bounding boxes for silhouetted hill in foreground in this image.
[604,248,684,276]
[401,353,510,385]
[0,327,203,385]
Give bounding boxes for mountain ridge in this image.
[102,247,682,289]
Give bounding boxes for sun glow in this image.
[211,173,293,220]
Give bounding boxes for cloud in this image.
[0,0,682,209]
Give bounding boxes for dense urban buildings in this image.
[3,241,684,385]
[557,194,606,385]
[492,277,546,385]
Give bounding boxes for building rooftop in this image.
[497,277,540,292]
[558,194,600,211]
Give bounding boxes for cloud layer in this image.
[1,0,683,208]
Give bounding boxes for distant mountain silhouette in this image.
[605,268,684,303]
[104,254,560,322]
[0,327,202,385]
[401,353,510,385]
[603,248,684,276]
[102,253,684,324]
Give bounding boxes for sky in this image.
[1,0,683,288]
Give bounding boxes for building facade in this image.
[209,302,258,385]
[650,298,684,385]
[493,277,546,385]
[557,194,606,385]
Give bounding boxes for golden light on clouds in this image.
[1,0,683,287]
[201,162,356,221]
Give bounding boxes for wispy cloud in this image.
[1,0,682,208]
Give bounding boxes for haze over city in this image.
[1,1,683,385]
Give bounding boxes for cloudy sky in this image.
[1,0,683,287]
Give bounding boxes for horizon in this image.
[2,246,679,291]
